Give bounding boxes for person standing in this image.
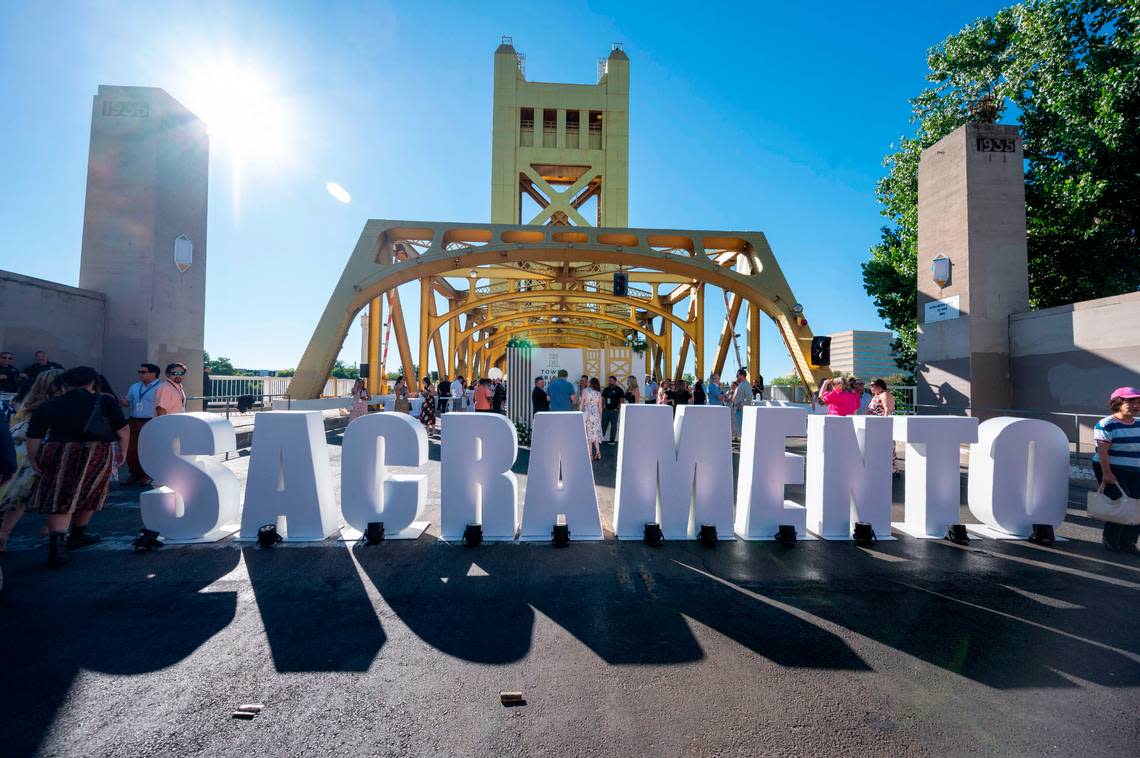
[1093,387,1140,553]
[670,380,692,414]
[752,374,765,401]
[419,377,437,431]
[122,363,162,485]
[853,379,873,415]
[491,376,507,414]
[693,377,706,406]
[23,351,64,384]
[437,374,452,415]
[657,379,671,407]
[155,363,187,416]
[624,375,641,406]
[600,375,625,443]
[818,377,860,416]
[576,375,589,410]
[532,376,550,414]
[546,370,576,412]
[473,378,493,412]
[706,373,723,406]
[0,369,63,551]
[25,367,129,567]
[349,378,369,421]
[0,351,21,394]
[393,375,410,414]
[645,375,659,404]
[582,377,604,461]
[731,369,752,440]
[450,375,466,412]
[867,379,898,474]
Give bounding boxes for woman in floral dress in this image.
[419,377,437,432]
[0,369,62,551]
[582,377,604,461]
[867,378,898,473]
[349,379,369,421]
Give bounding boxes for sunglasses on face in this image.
[169,370,186,376]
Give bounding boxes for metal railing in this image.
[189,393,291,419]
[207,376,353,399]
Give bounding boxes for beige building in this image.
[826,330,900,379]
[1,85,208,399]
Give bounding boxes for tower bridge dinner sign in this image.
[137,406,1069,544]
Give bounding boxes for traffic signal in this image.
[810,336,831,366]
[612,272,629,297]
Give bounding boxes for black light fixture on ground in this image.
[364,521,385,545]
[775,524,797,546]
[552,515,570,547]
[945,524,970,544]
[1028,524,1055,546]
[852,522,876,546]
[462,522,483,546]
[257,524,282,549]
[132,528,163,551]
[643,522,664,547]
[698,524,718,547]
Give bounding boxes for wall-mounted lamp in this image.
[932,255,952,288]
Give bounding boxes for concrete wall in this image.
[1011,291,1140,414]
[0,270,105,371]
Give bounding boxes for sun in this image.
[179,60,290,165]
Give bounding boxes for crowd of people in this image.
[0,350,190,567]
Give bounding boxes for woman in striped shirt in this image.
[1092,386,1140,553]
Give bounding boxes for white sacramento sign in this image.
[136,405,1070,546]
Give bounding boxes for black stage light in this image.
[257,524,282,548]
[462,522,483,546]
[132,528,163,551]
[945,524,970,544]
[698,524,718,547]
[644,522,664,547]
[775,524,797,546]
[364,521,386,545]
[852,522,877,546]
[552,523,571,547]
[1028,523,1055,546]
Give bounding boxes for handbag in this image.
[83,395,118,442]
[1087,484,1140,525]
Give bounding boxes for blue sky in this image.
[0,0,1010,378]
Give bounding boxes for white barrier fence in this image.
[207,376,354,401]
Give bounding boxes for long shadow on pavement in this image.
[0,548,241,758]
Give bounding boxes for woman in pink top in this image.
[818,378,860,416]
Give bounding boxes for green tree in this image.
[330,360,360,380]
[203,352,236,375]
[864,0,1140,373]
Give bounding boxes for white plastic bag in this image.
[1087,484,1140,525]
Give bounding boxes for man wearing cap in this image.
[1093,386,1140,553]
[730,368,751,440]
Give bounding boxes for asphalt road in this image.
[1,432,1137,757]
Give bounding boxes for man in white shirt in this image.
[450,375,466,412]
[731,368,752,441]
[122,363,162,485]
